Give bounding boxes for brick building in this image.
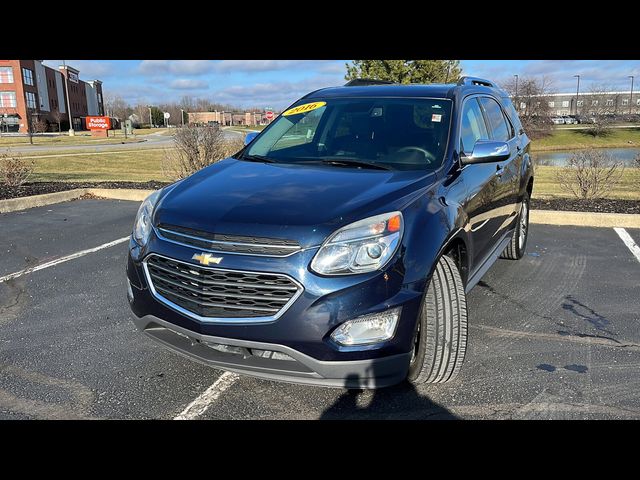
[0,60,104,133]
[188,110,270,126]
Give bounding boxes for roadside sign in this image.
[265,111,274,120]
[164,112,170,119]
[86,116,111,130]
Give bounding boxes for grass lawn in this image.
[22,148,640,200]
[227,125,267,133]
[534,165,640,200]
[31,149,166,182]
[0,128,171,146]
[531,127,640,152]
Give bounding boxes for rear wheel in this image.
[500,192,530,260]
[407,255,468,384]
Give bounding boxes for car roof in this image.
[303,82,510,102]
[304,84,456,99]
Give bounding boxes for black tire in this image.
[407,255,468,384]
[500,192,530,260]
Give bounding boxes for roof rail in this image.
[344,78,395,86]
[457,76,494,88]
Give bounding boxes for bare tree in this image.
[0,149,35,188]
[162,124,244,180]
[556,149,624,199]
[51,110,65,132]
[133,103,152,128]
[33,118,49,133]
[104,93,130,121]
[500,75,555,139]
[580,84,615,137]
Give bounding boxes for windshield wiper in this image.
[239,154,276,164]
[320,158,391,171]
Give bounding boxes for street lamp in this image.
[62,60,75,136]
[629,76,635,115]
[574,74,580,116]
[147,105,153,128]
[514,74,519,110]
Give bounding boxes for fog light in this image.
[330,307,401,346]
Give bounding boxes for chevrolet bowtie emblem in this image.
[192,253,222,266]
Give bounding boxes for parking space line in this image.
[614,228,640,264]
[174,372,239,420]
[0,237,129,284]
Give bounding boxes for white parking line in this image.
[614,228,640,264]
[0,237,129,284]
[174,372,239,420]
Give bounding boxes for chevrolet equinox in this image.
[126,77,533,388]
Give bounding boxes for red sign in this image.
[86,116,111,130]
[265,111,274,120]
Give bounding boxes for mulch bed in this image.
[0,181,171,200]
[531,197,640,214]
[1,181,639,215]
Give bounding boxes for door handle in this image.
[495,165,504,177]
[516,145,523,157]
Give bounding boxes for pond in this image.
[533,148,640,166]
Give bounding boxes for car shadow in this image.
[320,373,458,420]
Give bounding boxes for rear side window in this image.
[479,97,511,142]
[460,98,489,155]
[501,96,523,134]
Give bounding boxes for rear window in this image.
[479,97,511,142]
[501,96,523,134]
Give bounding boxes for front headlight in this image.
[310,211,403,275]
[132,189,161,246]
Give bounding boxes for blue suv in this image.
[127,77,533,388]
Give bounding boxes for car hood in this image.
[153,158,436,247]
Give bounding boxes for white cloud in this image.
[213,60,345,74]
[138,60,213,75]
[462,60,640,93]
[169,78,208,90]
[212,75,344,108]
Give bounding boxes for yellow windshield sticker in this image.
[283,101,326,116]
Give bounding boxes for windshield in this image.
[242,97,452,171]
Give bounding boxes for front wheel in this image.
[407,255,468,385]
[501,192,530,260]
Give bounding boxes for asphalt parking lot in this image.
[1,199,639,419]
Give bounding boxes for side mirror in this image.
[244,131,259,146]
[461,140,510,165]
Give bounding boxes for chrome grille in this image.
[144,254,302,321]
[156,224,301,257]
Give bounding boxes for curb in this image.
[0,188,155,213]
[87,188,154,202]
[530,210,640,228]
[2,190,640,229]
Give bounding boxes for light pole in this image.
[629,76,635,115]
[147,105,153,128]
[514,74,519,110]
[574,74,580,116]
[181,109,185,127]
[62,60,75,136]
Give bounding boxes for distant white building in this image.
[514,91,639,117]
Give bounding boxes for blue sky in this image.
[42,60,640,110]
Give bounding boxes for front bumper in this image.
[133,314,411,388]
[127,232,425,388]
